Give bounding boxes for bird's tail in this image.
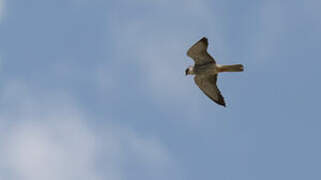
[218,64,244,72]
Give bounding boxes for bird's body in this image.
[186,37,244,107]
[193,62,217,75]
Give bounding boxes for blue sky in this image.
[0,0,321,179]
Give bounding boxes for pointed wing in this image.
[194,74,226,107]
[187,37,216,65]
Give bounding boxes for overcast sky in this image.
[1,0,321,180]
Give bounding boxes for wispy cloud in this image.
[0,80,179,180]
[104,0,222,111]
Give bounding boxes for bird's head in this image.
[185,66,194,76]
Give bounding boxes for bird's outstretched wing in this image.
[194,74,225,107]
[187,37,216,65]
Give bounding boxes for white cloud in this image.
[0,80,179,180]
[2,118,100,180]
[0,86,100,180]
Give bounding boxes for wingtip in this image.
[213,100,226,107]
[200,37,208,43]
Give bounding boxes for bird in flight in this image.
[186,37,244,107]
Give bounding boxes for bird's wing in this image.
[187,37,216,65]
[194,74,225,107]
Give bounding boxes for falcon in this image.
[185,37,244,107]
